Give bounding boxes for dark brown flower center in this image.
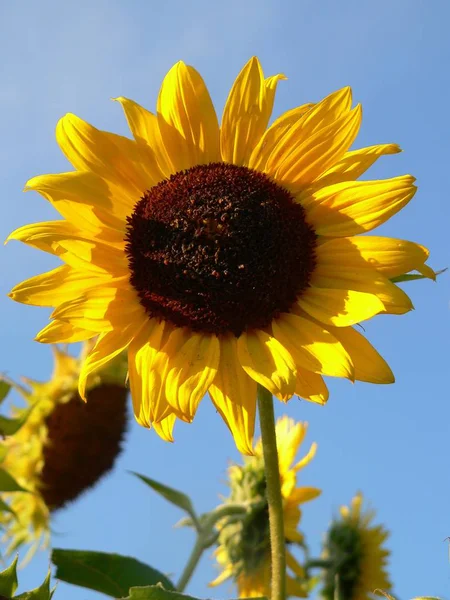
[125,163,317,336]
[39,384,128,511]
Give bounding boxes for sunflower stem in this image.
[257,384,286,600]
[176,535,205,592]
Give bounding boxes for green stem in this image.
[257,384,286,600]
[304,558,334,570]
[176,535,205,592]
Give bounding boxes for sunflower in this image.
[7,57,434,454]
[0,344,128,560]
[321,493,391,600]
[210,416,320,598]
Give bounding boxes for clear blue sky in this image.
[1,0,449,598]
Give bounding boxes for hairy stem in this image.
[257,384,286,600]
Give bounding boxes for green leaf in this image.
[14,572,55,599]
[0,446,8,464]
[51,549,174,598]
[391,267,447,283]
[0,555,18,596]
[0,497,16,517]
[123,585,266,600]
[0,381,11,405]
[132,473,199,528]
[0,407,34,436]
[0,469,29,493]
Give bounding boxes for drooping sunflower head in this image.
[321,493,391,600]
[210,416,320,598]
[0,344,128,560]
[8,57,435,453]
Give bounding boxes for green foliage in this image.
[51,549,174,598]
[122,585,266,600]
[0,469,29,493]
[14,573,54,600]
[0,408,34,436]
[0,555,18,597]
[391,267,446,284]
[132,472,200,530]
[0,558,54,599]
[0,381,11,404]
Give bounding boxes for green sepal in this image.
[0,407,34,436]
[0,555,18,596]
[0,469,29,493]
[0,382,11,405]
[0,497,17,518]
[14,571,55,599]
[51,549,174,598]
[131,472,200,530]
[122,585,267,600]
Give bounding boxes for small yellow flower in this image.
[210,416,320,598]
[321,493,391,600]
[0,345,128,561]
[8,57,434,453]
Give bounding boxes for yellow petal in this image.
[293,441,318,471]
[52,284,143,332]
[416,262,437,280]
[249,103,314,171]
[298,287,385,327]
[295,368,329,404]
[209,566,233,588]
[6,221,128,276]
[6,220,80,253]
[286,551,305,579]
[264,87,353,174]
[56,113,155,193]
[330,235,430,278]
[55,238,128,276]
[325,325,394,383]
[313,238,414,315]
[301,175,417,236]
[318,143,402,186]
[289,486,322,504]
[273,104,362,188]
[236,329,296,401]
[128,319,173,426]
[25,171,131,235]
[275,417,307,474]
[113,96,170,179]
[152,413,177,442]
[9,266,112,307]
[35,320,95,344]
[164,329,220,421]
[272,313,354,379]
[221,57,285,165]
[208,335,257,455]
[78,323,140,400]
[157,61,220,171]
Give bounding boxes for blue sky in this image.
[1,0,449,598]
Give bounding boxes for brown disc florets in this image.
[126,162,317,336]
[39,384,128,510]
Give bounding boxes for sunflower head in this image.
[8,56,435,453]
[321,493,391,600]
[0,344,129,560]
[211,416,320,598]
